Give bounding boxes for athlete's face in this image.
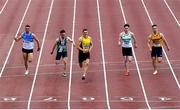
[60,32,66,38]
[25,27,30,33]
[152,26,158,33]
[124,26,129,33]
[83,31,88,37]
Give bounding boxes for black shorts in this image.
[22,48,33,54]
[56,51,67,60]
[78,51,90,64]
[122,47,132,56]
[151,47,163,57]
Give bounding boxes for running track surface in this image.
[0,0,180,109]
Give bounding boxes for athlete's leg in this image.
[152,57,158,74]
[23,53,28,70]
[157,57,162,63]
[28,53,33,63]
[124,56,129,75]
[82,59,89,80]
[62,57,67,77]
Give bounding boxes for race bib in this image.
[83,45,89,49]
[58,47,63,52]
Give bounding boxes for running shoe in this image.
[153,70,158,75]
[62,72,67,77]
[25,70,29,75]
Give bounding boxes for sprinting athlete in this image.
[118,24,137,76]
[77,29,93,80]
[51,30,75,77]
[14,24,40,75]
[148,24,170,75]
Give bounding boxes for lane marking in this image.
[120,97,134,101]
[96,0,110,109]
[0,0,32,77]
[118,0,151,109]
[67,0,76,109]
[27,0,55,109]
[163,0,180,27]
[0,0,9,14]
[81,96,95,102]
[1,59,180,69]
[140,0,180,89]
[3,97,16,101]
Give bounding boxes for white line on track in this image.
[163,0,180,27]
[118,0,151,109]
[0,0,9,14]
[96,0,110,109]
[140,0,180,89]
[67,0,76,109]
[27,0,54,109]
[0,0,32,77]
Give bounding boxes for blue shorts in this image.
[56,51,67,60]
[151,47,162,57]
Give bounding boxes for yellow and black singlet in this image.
[80,36,91,49]
[151,32,163,47]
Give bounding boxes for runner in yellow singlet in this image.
[148,24,170,75]
[77,29,93,80]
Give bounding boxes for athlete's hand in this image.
[149,48,152,51]
[167,47,170,51]
[134,44,137,48]
[37,47,40,51]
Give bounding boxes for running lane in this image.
[165,0,180,23]
[30,0,74,109]
[0,0,51,108]
[0,0,30,67]
[99,0,148,109]
[70,0,108,109]
[142,0,180,108]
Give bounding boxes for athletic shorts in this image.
[56,51,67,60]
[151,47,162,57]
[122,47,132,56]
[78,51,90,64]
[22,48,33,54]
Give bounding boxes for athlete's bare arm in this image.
[32,33,40,51]
[14,33,22,42]
[161,33,170,51]
[147,34,152,51]
[132,33,137,48]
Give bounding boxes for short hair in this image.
[60,29,66,33]
[25,24,30,28]
[124,24,130,28]
[82,29,88,32]
[152,24,157,28]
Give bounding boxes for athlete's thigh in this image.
[23,53,28,61]
[128,56,133,62]
[28,53,33,62]
[157,57,162,62]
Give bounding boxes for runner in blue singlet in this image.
[14,25,40,75]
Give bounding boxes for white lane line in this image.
[118,0,151,109]
[27,0,54,109]
[0,0,9,14]
[140,0,180,89]
[0,0,32,77]
[163,0,180,27]
[96,0,110,109]
[67,0,76,109]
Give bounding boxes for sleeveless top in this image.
[120,31,133,48]
[22,32,34,50]
[80,36,91,49]
[56,37,67,52]
[150,32,163,47]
